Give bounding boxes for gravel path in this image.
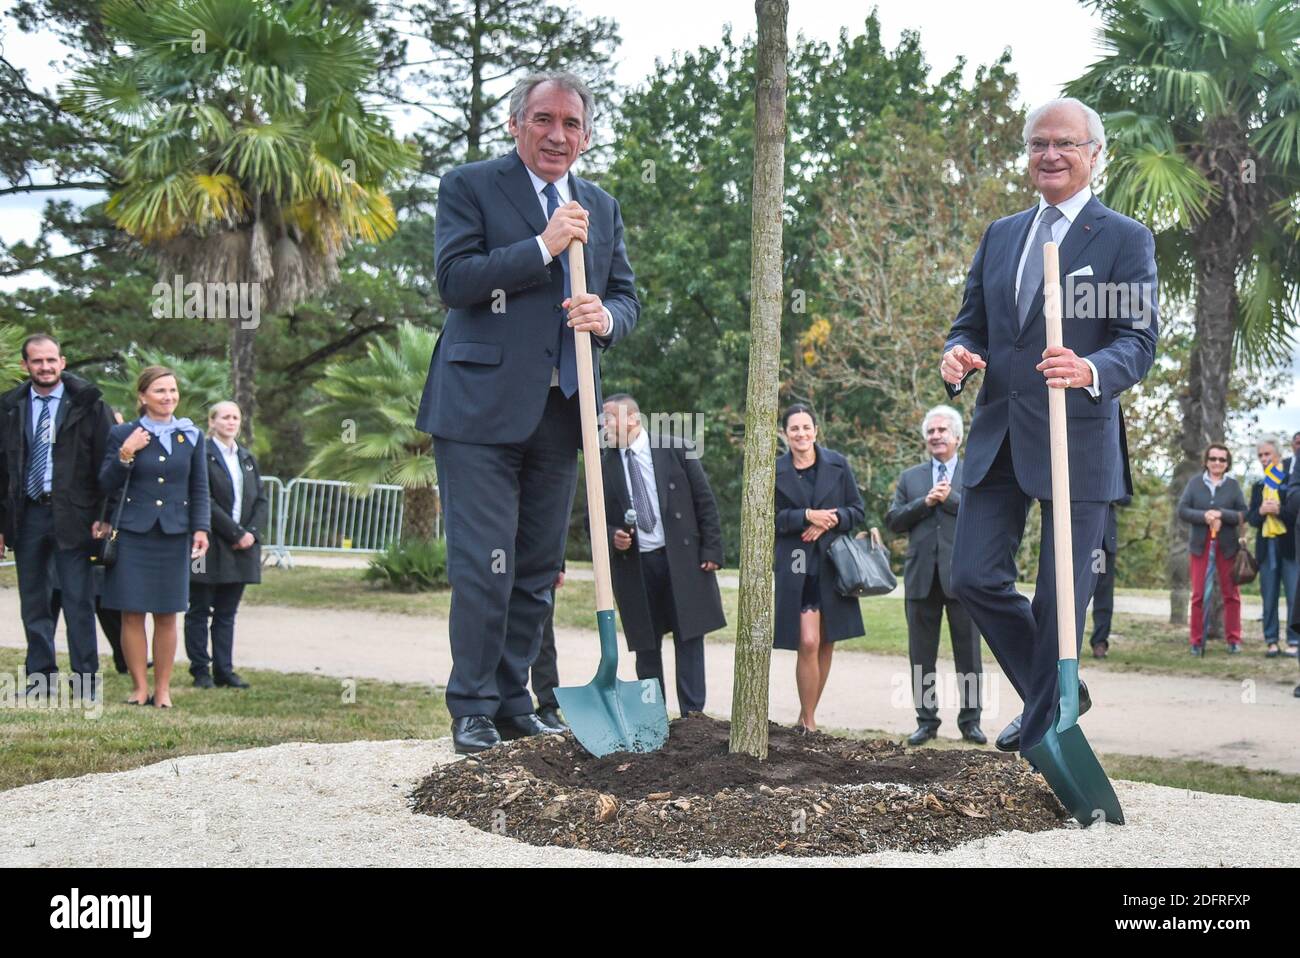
[1,738,1295,867]
[3,587,1297,774]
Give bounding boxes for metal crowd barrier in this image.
[0,477,435,571]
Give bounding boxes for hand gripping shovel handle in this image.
[567,240,614,613]
[1043,242,1081,729]
[1043,242,1074,661]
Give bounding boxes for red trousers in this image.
[1189,546,1242,646]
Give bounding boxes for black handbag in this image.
[90,471,131,569]
[827,529,897,597]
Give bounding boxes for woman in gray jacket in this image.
[1178,444,1247,655]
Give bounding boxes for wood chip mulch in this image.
[409,714,1069,860]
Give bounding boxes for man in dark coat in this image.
[0,334,115,702]
[1248,441,1297,655]
[415,71,638,754]
[941,98,1158,754]
[886,404,983,746]
[601,394,725,715]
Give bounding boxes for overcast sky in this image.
[2,0,1295,452]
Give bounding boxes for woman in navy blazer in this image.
[99,366,210,708]
[773,404,866,733]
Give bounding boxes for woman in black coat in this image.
[1177,443,1247,654]
[774,404,865,732]
[185,401,268,690]
[100,366,210,708]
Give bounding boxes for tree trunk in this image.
[729,0,788,760]
[229,317,256,442]
[401,484,440,542]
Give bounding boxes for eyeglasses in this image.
[1207,456,1228,463]
[1028,138,1096,154]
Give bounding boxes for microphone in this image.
[624,508,638,537]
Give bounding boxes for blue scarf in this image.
[138,415,199,454]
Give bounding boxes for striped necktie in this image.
[26,396,52,499]
[542,181,578,397]
[625,449,657,533]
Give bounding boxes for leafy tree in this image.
[61,0,419,428]
[302,321,439,540]
[1066,0,1300,619]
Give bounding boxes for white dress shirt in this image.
[519,153,614,364]
[1015,185,1100,398]
[213,436,243,525]
[29,380,65,493]
[620,429,664,551]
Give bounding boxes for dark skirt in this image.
[102,524,191,613]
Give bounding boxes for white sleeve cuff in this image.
[1083,358,1101,398]
[600,307,613,338]
[536,236,553,266]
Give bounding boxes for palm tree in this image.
[303,322,439,541]
[63,0,418,432]
[0,325,26,388]
[1067,0,1300,620]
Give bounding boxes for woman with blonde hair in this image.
[185,401,268,689]
[99,366,210,707]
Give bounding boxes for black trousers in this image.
[905,575,982,730]
[531,586,560,711]
[51,581,125,673]
[434,388,580,719]
[185,581,247,678]
[14,501,98,680]
[1089,550,1116,648]
[951,436,1108,751]
[633,547,706,716]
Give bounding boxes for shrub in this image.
[364,538,449,592]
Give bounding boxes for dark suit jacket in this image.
[944,195,1159,501]
[193,441,268,584]
[1178,474,1247,558]
[99,421,211,536]
[773,446,866,649]
[602,437,726,651]
[886,457,963,600]
[0,374,115,550]
[416,150,638,444]
[1247,457,1294,562]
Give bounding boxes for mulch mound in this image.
[410,715,1069,860]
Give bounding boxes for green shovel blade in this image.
[554,610,669,758]
[1022,659,1124,827]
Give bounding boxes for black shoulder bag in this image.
[90,467,131,569]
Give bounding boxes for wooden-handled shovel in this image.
[1022,241,1124,826]
[552,239,670,757]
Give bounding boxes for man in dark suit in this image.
[1087,495,1130,658]
[601,394,726,715]
[0,334,115,704]
[941,98,1159,755]
[887,405,983,745]
[416,71,639,754]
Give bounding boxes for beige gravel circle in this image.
[1,739,1297,867]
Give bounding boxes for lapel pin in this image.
[1084,225,1091,231]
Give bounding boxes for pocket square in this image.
[1066,265,1094,278]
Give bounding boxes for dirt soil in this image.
[410,714,1069,859]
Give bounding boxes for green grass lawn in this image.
[0,647,450,792]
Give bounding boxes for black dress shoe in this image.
[1092,639,1109,659]
[996,680,1092,752]
[960,724,988,745]
[453,716,502,754]
[907,726,938,746]
[214,672,250,689]
[535,706,568,730]
[193,673,215,689]
[495,712,565,740]
[1293,684,1300,698]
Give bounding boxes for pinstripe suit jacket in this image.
[944,194,1158,501]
